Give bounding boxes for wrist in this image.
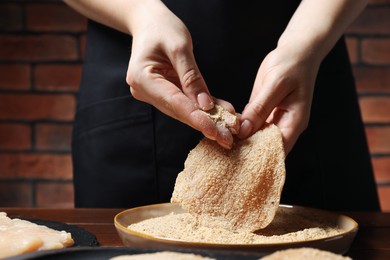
[276,36,323,70]
[127,0,170,36]
[277,0,367,67]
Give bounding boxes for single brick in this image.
[26,3,87,32]
[377,185,390,212]
[347,7,390,35]
[0,3,23,31]
[0,93,76,121]
[372,157,390,183]
[34,64,82,92]
[359,97,390,123]
[362,38,390,65]
[0,35,78,62]
[0,182,33,207]
[35,123,73,151]
[0,153,72,180]
[353,67,390,93]
[35,181,74,208]
[0,123,31,150]
[346,37,359,64]
[365,126,390,154]
[0,64,31,90]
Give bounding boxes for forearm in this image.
[278,0,368,63]
[63,0,165,35]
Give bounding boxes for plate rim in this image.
[114,203,359,248]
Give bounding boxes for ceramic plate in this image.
[114,203,358,255]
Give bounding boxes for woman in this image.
[66,0,380,211]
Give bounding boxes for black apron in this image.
[72,0,380,211]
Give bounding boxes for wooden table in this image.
[2,208,390,259]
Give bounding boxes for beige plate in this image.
[114,203,358,254]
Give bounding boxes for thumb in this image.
[238,98,275,139]
[238,77,289,140]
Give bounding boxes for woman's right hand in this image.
[126,0,236,149]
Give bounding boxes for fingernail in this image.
[238,119,253,139]
[217,124,233,149]
[222,113,240,135]
[204,133,216,141]
[219,141,232,150]
[197,92,214,111]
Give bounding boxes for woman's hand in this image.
[238,0,367,154]
[65,0,237,149]
[238,46,320,154]
[126,1,236,149]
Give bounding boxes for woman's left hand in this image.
[238,45,320,154]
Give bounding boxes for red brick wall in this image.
[0,0,85,207]
[0,0,389,210]
[345,0,390,212]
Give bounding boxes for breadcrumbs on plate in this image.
[128,207,343,244]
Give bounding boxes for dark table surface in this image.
[2,208,390,259]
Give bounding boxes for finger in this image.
[165,87,234,149]
[169,44,214,111]
[271,108,304,155]
[270,94,310,154]
[133,75,234,149]
[214,98,236,114]
[238,88,285,140]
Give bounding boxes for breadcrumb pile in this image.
[128,207,343,244]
